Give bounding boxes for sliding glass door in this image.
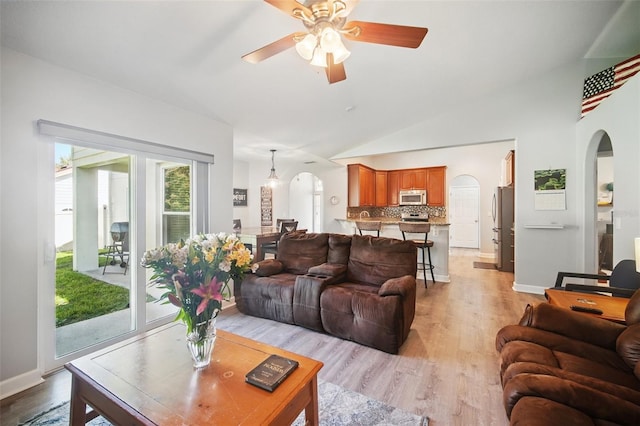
[46,134,209,371]
[54,143,135,358]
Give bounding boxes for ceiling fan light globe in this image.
[319,27,341,53]
[332,45,350,64]
[310,48,328,67]
[295,34,316,60]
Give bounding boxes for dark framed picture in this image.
[233,188,248,207]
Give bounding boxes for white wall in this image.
[236,157,345,231]
[0,47,233,396]
[576,77,640,272]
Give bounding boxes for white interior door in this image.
[450,186,480,248]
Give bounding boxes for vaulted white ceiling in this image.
[2,1,639,164]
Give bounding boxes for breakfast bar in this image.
[335,217,450,283]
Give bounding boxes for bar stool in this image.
[399,222,435,287]
[356,221,381,237]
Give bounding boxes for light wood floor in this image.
[0,249,544,425]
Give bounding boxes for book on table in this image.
[245,354,299,392]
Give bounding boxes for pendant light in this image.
[267,149,279,187]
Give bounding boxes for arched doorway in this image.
[596,133,614,272]
[289,172,324,233]
[583,129,613,272]
[449,175,480,248]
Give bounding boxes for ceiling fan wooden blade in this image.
[264,0,312,19]
[242,32,305,64]
[325,53,347,84]
[342,21,428,48]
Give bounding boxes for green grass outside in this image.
[56,251,153,327]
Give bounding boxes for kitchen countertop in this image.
[339,217,450,226]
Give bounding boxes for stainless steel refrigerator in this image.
[492,187,514,272]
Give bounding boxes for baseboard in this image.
[436,273,450,283]
[0,369,44,400]
[478,251,495,260]
[512,281,547,295]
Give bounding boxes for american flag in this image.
[581,53,640,118]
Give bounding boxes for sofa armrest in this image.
[293,273,334,331]
[252,259,284,277]
[518,302,626,350]
[618,324,640,372]
[307,263,347,281]
[378,275,415,297]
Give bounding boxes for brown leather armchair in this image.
[495,290,640,425]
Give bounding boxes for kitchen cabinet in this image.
[347,164,446,207]
[387,171,400,206]
[399,168,427,190]
[505,150,515,187]
[348,164,375,207]
[426,166,446,206]
[375,171,388,206]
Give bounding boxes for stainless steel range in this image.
[401,213,429,222]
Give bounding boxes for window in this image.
[163,165,191,243]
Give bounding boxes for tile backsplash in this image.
[347,205,446,219]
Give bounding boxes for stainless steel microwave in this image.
[399,189,427,205]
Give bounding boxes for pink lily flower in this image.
[191,277,223,315]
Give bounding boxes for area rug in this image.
[20,379,428,426]
[473,261,496,269]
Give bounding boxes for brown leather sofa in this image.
[495,290,640,425]
[234,232,418,354]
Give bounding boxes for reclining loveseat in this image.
[234,232,418,354]
[495,290,640,425]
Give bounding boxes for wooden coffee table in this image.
[65,323,323,425]
[545,288,628,324]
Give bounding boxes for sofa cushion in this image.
[327,234,352,264]
[277,232,329,275]
[320,282,405,354]
[618,324,640,372]
[235,273,298,324]
[499,339,639,391]
[347,235,417,286]
[510,396,596,426]
[504,375,640,424]
[496,324,631,373]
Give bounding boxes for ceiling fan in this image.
[242,0,428,84]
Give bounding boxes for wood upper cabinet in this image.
[375,171,388,206]
[348,164,446,207]
[348,164,375,207]
[387,171,400,206]
[426,166,446,206]
[399,168,427,190]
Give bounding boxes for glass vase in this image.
[186,318,217,368]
